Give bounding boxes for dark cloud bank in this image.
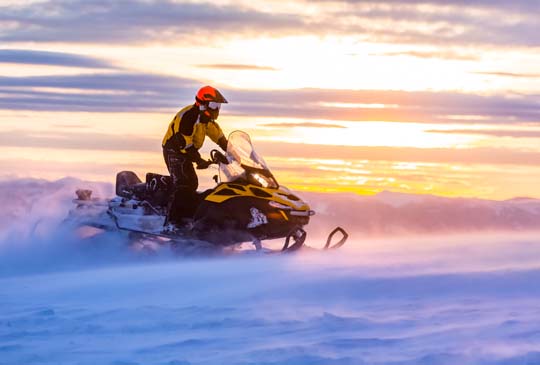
[0,0,538,47]
[0,0,302,44]
[1,71,539,125]
[0,49,113,68]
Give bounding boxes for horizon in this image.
[4,174,540,206]
[1,0,540,200]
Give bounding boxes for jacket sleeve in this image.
[217,136,228,151]
[206,121,224,144]
[163,106,193,151]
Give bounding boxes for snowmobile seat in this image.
[145,173,173,207]
[146,173,172,193]
[116,171,146,198]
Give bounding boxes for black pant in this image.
[163,148,198,223]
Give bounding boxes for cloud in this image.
[259,122,346,129]
[0,0,538,48]
[0,158,157,182]
[0,49,113,68]
[256,141,540,167]
[196,64,279,71]
[328,0,540,12]
[226,88,540,125]
[0,72,195,92]
[4,128,540,167]
[0,72,200,112]
[51,123,91,130]
[1,72,540,124]
[370,50,478,61]
[0,0,303,44]
[322,1,540,48]
[472,71,540,78]
[426,129,540,139]
[0,129,157,152]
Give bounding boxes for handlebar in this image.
[210,149,229,165]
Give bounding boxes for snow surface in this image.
[2,178,540,365]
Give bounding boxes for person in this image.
[162,85,228,227]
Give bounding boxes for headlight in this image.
[250,172,278,189]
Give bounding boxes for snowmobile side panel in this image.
[205,183,310,211]
[193,195,310,244]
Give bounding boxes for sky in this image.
[1,0,540,199]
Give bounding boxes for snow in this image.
[1,178,540,365]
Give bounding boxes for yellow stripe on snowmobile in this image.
[204,183,310,212]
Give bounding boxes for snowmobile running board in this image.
[107,223,349,255]
[106,208,348,254]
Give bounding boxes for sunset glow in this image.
[1,0,540,199]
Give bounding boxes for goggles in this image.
[207,101,221,110]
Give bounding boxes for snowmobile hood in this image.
[204,183,311,211]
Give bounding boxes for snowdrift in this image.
[1,177,540,364]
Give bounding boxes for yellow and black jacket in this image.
[162,105,227,161]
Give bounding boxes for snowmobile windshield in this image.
[219,131,278,188]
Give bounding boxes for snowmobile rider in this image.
[162,85,229,226]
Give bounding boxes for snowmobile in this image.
[66,131,347,253]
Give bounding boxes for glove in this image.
[185,145,202,163]
[196,159,212,170]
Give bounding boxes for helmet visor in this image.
[204,102,221,120]
[208,101,221,110]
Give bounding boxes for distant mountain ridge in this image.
[305,190,540,236]
[1,177,539,239]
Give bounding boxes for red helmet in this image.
[195,86,228,120]
[195,85,228,104]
